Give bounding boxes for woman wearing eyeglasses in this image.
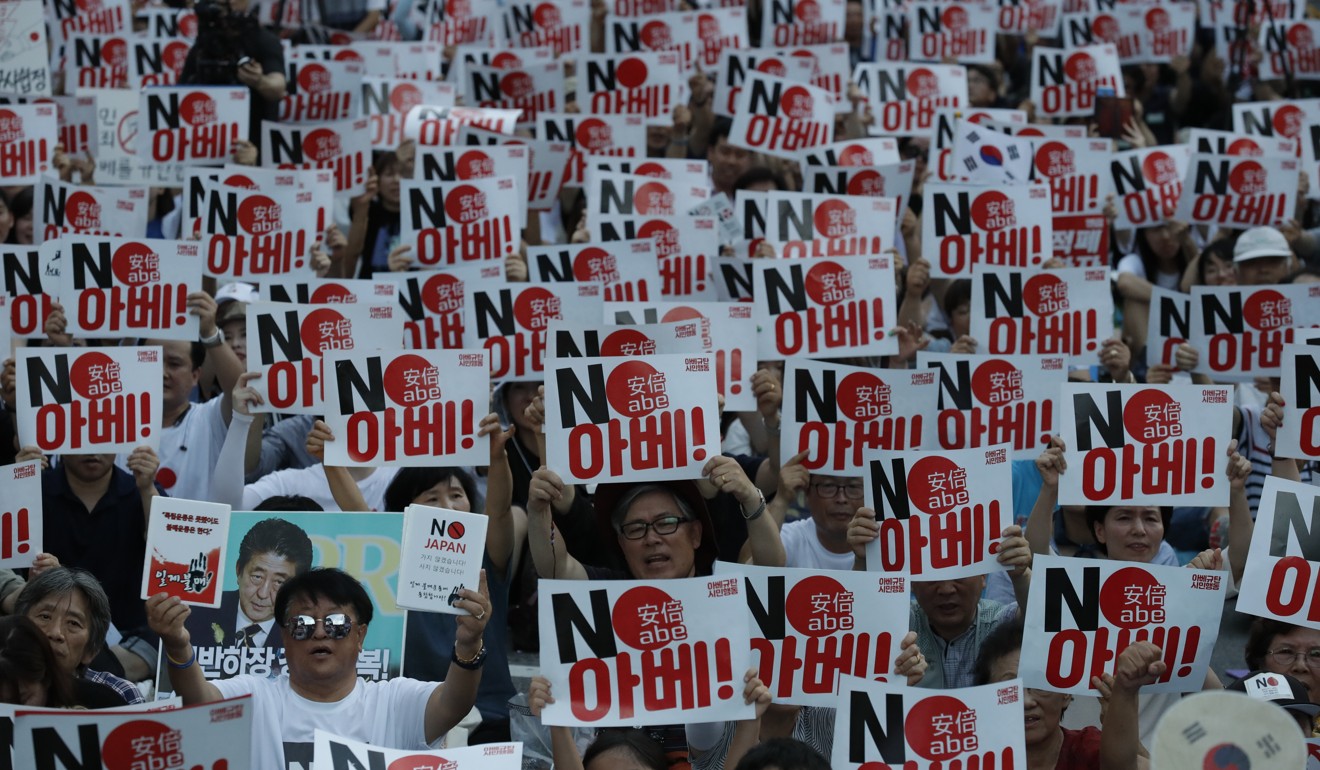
[1244,618,1320,733]
[147,567,492,769]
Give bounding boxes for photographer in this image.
[178,0,286,145]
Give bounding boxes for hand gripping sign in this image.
[537,577,755,727]
[1058,383,1233,507]
[543,354,721,484]
[713,562,909,707]
[1020,555,1227,696]
[864,444,1014,579]
[1237,476,1320,629]
[832,675,1027,770]
[16,346,162,455]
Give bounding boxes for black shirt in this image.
[179,21,285,144]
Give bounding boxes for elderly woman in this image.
[1244,618,1320,722]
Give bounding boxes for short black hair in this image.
[1083,506,1173,554]
[274,567,374,627]
[1197,238,1237,285]
[734,738,831,770]
[733,166,787,192]
[254,495,325,512]
[707,116,735,150]
[1245,617,1303,671]
[384,467,481,514]
[942,278,973,320]
[974,618,1025,686]
[582,729,667,770]
[237,518,314,575]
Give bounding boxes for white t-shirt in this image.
[242,465,399,511]
[781,518,855,571]
[118,396,227,501]
[1116,253,1181,290]
[212,674,438,770]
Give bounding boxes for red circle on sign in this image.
[785,575,854,638]
[1121,389,1182,444]
[389,83,423,113]
[633,181,675,215]
[1141,150,1180,185]
[837,144,874,166]
[845,169,885,197]
[444,183,489,225]
[575,118,614,152]
[164,41,190,72]
[660,306,703,323]
[1288,23,1314,48]
[906,455,966,515]
[1242,288,1291,331]
[835,371,889,421]
[781,86,815,120]
[111,242,157,287]
[422,272,464,315]
[384,354,441,407]
[1099,566,1165,629]
[69,351,122,400]
[605,359,668,418]
[905,696,975,760]
[906,67,940,99]
[601,328,655,357]
[1035,140,1077,177]
[299,307,352,355]
[698,13,720,39]
[1272,104,1303,138]
[101,38,128,67]
[611,585,682,651]
[310,283,355,304]
[637,219,679,256]
[512,286,562,332]
[237,195,282,235]
[1145,6,1169,31]
[1023,273,1068,316]
[971,359,1024,406]
[102,720,179,770]
[970,190,1016,231]
[500,71,534,99]
[794,0,821,22]
[572,247,620,283]
[332,48,364,62]
[223,173,257,190]
[180,92,216,126]
[156,467,178,489]
[1225,138,1263,157]
[65,191,102,230]
[632,162,669,178]
[301,127,342,162]
[941,5,969,29]
[490,51,523,69]
[297,62,332,94]
[640,20,673,49]
[813,198,857,237]
[804,261,854,306]
[448,521,465,538]
[1064,52,1097,82]
[617,57,649,88]
[179,12,198,37]
[756,57,788,77]
[389,757,459,770]
[533,2,561,26]
[1228,159,1268,195]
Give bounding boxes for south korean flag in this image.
[951,120,1034,184]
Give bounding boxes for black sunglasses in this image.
[286,613,354,641]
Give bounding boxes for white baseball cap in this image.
[1233,226,1293,263]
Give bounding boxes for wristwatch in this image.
[200,328,226,348]
[742,489,767,522]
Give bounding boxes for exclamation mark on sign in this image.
[695,255,707,293]
[1177,625,1200,678]
[1083,310,1096,352]
[714,636,734,699]
[728,349,743,395]
[715,349,727,397]
[460,399,475,449]
[873,632,892,679]
[532,171,552,204]
[690,407,707,462]
[2,508,30,560]
[1039,398,1054,448]
[1032,226,1041,259]
[1087,175,1099,210]
[174,283,188,327]
[1200,437,1216,490]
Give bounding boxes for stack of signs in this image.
[15,347,162,455]
[57,236,203,340]
[537,577,754,726]
[141,497,231,609]
[1278,344,1320,461]
[313,732,522,769]
[1031,138,1114,266]
[322,349,488,467]
[1020,555,1227,695]
[543,353,720,484]
[1189,284,1320,381]
[396,503,488,613]
[1058,383,1233,507]
[0,461,42,569]
[833,676,1027,769]
[714,563,910,705]
[918,352,1066,459]
[864,444,1014,578]
[970,266,1113,361]
[780,360,938,473]
[1238,476,1320,626]
[753,256,898,359]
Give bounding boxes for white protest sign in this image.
[261,117,371,195]
[312,731,522,770]
[1032,137,1114,214]
[465,282,604,381]
[728,71,835,159]
[854,62,968,135]
[714,48,817,117]
[415,145,531,226]
[375,263,503,350]
[908,0,998,64]
[1238,475,1320,628]
[1110,145,1190,229]
[0,461,41,569]
[759,191,897,258]
[1278,344,1320,461]
[261,277,399,307]
[537,577,755,726]
[35,177,149,243]
[397,504,488,613]
[198,180,322,279]
[546,319,706,361]
[141,497,230,608]
[754,256,899,360]
[0,246,54,340]
[1261,20,1320,81]
[361,77,458,149]
[401,176,523,268]
[1189,284,1320,381]
[58,236,203,340]
[0,104,55,185]
[138,86,249,166]
[1058,383,1233,507]
[1030,44,1124,118]
[535,112,646,186]
[970,265,1114,362]
[923,183,1053,277]
[0,0,52,97]
[527,240,662,303]
[280,59,364,123]
[1145,286,1192,369]
[16,346,162,454]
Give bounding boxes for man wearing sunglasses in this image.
[147,567,491,769]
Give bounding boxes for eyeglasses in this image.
[812,481,865,500]
[619,515,692,540]
[1266,648,1320,668]
[286,613,354,641]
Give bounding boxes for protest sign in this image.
[199,180,321,279]
[182,165,330,239]
[714,562,909,706]
[586,156,710,190]
[803,161,915,218]
[803,136,901,167]
[1110,145,1190,229]
[970,265,1113,361]
[376,263,503,350]
[396,504,488,613]
[754,256,898,359]
[1189,284,1320,380]
[0,104,54,185]
[1032,137,1113,214]
[58,236,203,340]
[728,71,834,158]
[1174,152,1299,228]
[313,731,522,770]
[153,511,407,700]
[592,213,720,299]
[1020,555,1227,695]
[127,37,193,88]
[777,42,851,106]
[1234,98,1320,201]
[742,191,896,258]
[864,444,1013,578]
[245,301,403,416]
[781,359,937,473]
[0,0,51,97]
[12,697,253,769]
[1145,286,1191,368]
[714,49,817,117]
[1058,383,1233,507]
[449,45,556,86]
[262,277,399,307]
[322,348,489,467]
[923,183,1052,277]
[66,32,131,89]
[465,282,604,380]
[853,63,967,135]
[543,353,720,483]
[528,240,661,302]
[415,145,531,226]
[605,8,748,71]
[1030,44,1124,117]
[280,59,364,123]
[406,104,521,146]
[53,94,97,158]
[1238,476,1320,627]
[1261,20,1320,80]
[1135,3,1195,63]
[1051,213,1110,267]
[833,675,1027,770]
[261,117,371,195]
[138,86,249,166]
[36,177,149,243]
[0,461,41,569]
[466,61,565,120]
[536,112,646,186]
[1278,345,1320,461]
[502,0,589,54]
[761,0,845,45]
[15,346,162,454]
[1187,127,1297,157]
[585,169,710,221]
[908,0,998,64]
[361,77,457,148]
[579,51,684,122]
[0,246,54,340]
[931,107,1026,180]
[917,351,1065,460]
[996,0,1062,34]
[537,577,755,726]
[547,319,705,361]
[141,497,230,608]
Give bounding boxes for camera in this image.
[189,0,259,84]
